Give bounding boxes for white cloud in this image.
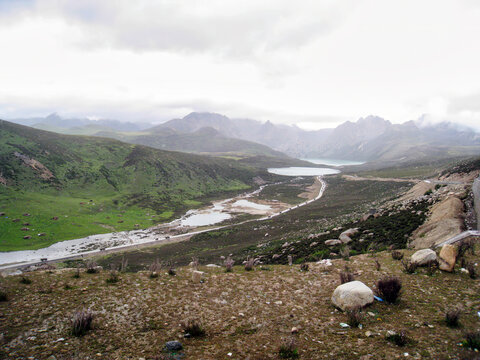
[0,0,479,130]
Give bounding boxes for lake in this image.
[267,167,340,176]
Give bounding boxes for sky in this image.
[0,0,480,130]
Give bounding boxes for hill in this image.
[0,120,267,251]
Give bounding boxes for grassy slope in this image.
[1,248,478,359]
[0,120,266,251]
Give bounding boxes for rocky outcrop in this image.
[411,196,465,249]
[331,280,374,311]
[325,239,342,246]
[339,228,359,244]
[438,244,457,272]
[411,249,437,266]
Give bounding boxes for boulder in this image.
[339,228,359,244]
[192,270,205,283]
[331,280,374,311]
[165,341,183,351]
[411,249,437,266]
[438,244,457,272]
[325,239,342,246]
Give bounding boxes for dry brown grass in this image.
[0,249,479,359]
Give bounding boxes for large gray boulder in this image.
[339,228,359,244]
[331,280,374,311]
[411,249,437,266]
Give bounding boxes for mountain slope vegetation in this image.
[0,120,265,251]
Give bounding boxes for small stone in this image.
[165,341,183,351]
[365,331,373,337]
[291,327,299,334]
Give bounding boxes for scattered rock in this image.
[411,249,437,266]
[438,244,457,272]
[192,270,205,283]
[291,327,299,334]
[325,239,342,246]
[339,228,358,244]
[165,341,183,352]
[331,280,374,311]
[310,242,318,247]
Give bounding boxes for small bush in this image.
[149,259,161,278]
[64,283,73,290]
[224,256,235,272]
[20,276,32,284]
[182,319,205,338]
[340,246,350,259]
[466,262,477,279]
[300,263,309,272]
[376,276,402,304]
[119,257,128,273]
[386,330,409,347]
[190,257,199,270]
[424,189,433,196]
[463,331,480,351]
[72,268,81,279]
[340,266,355,284]
[244,256,255,271]
[346,307,363,328]
[106,270,119,284]
[458,239,475,257]
[71,309,94,336]
[402,260,417,274]
[425,260,438,276]
[0,289,7,301]
[445,308,461,328]
[391,250,404,260]
[168,267,176,276]
[374,258,381,271]
[278,336,299,359]
[86,261,98,274]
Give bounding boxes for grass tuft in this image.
[346,307,363,328]
[0,288,7,301]
[445,308,461,328]
[20,276,32,284]
[463,331,480,351]
[402,260,418,274]
[386,330,410,347]
[339,266,355,284]
[278,336,299,359]
[391,250,404,260]
[182,319,206,338]
[71,309,94,337]
[376,276,402,304]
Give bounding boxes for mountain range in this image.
[6,112,480,164]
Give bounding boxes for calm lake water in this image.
[267,167,340,176]
[302,158,365,166]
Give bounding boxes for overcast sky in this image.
[0,0,479,129]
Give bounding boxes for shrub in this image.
[466,262,477,279]
[278,336,299,359]
[149,259,161,278]
[445,308,461,328]
[458,239,475,258]
[391,250,404,260]
[71,309,94,336]
[463,331,480,351]
[64,283,73,290]
[72,268,81,279]
[190,257,199,270]
[424,189,433,196]
[168,267,176,276]
[402,260,417,274]
[224,256,235,272]
[0,288,7,301]
[86,261,98,274]
[300,263,309,272]
[244,256,255,271]
[340,245,350,259]
[425,260,438,276]
[374,258,381,271]
[376,276,402,304]
[340,266,355,284]
[20,276,32,284]
[182,319,205,338]
[346,307,363,328]
[119,256,128,273]
[386,330,409,347]
[106,270,119,284]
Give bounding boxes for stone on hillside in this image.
[339,228,359,244]
[411,249,437,266]
[331,280,374,311]
[438,244,457,272]
[192,270,205,283]
[165,341,183,351]
[325,239,342,246]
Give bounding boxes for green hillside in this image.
[0,120,263,251]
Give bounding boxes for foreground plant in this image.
[278,336,299,359]
[182,318,205,338]
[224,256,235,272]
[376,276,402,304]
[462,331,480,351]
[149,258,162,278]
[339,266,355,284]
[86,261,98,274]
[386,330,410,347]
[20,276,32,284]
[244,256,255,271]
[346,307,363,328]
[401,260,417,274]
[391,250,404,260]
[71,309,94,336]
[445,308,461,328]
[466,262,477,279]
